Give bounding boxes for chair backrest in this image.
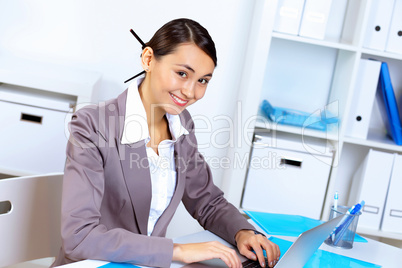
[0,173,63,267]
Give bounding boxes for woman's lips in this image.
[169,93,188,107]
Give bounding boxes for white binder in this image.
[325,0,348,42]
[273,0,306,35]
[349,149,395,230]
[298,0,333,40]
[363,0,395,51]
[345,59,381,140]
[385,0,402,54]
[381,154,402,233]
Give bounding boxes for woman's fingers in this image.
[252,236,280,267]
[210,241,241,268]
[236,230,281,267]
[261,239,280,267]
[173,241,242,268]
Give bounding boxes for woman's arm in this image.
[60,107,173,267]
[179,113,253,243]
[178,111,280,267]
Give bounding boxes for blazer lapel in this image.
[116,90,151,235]
[116,138,152,235]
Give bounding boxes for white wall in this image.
[0,0,255,237]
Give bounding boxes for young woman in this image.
[53,18,280,268]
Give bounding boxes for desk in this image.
[58,221,402,268]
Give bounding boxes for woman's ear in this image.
[141,47,154,72]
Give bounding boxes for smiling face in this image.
[140,43,215,116]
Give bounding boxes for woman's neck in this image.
[138,77,166,129]
[138,76,172,154]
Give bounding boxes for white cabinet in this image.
[0,97,70,175]
[222,0,402,243]
[241,133,333,219]
[0,60,101,176]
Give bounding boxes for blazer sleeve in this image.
[61,107,173,268]
[180,112,256,246]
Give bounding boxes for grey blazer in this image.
[53,89,255,267]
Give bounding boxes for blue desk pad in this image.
[99,263,139,268]
[245,210,368,243]
[98,238,380,268]
[269,237,381,268]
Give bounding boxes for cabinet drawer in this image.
[241,137,333,220]
[0,100,71,174]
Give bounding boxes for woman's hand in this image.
[172,241,242,268]
[235,230,280,268]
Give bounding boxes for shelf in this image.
[357,227,402,241]
[0,167,34,177]
[0,83,75,112]
[271,32,358,52]
[0,58,101,105]
[361,48,402,61]
[343,128,402,153]
[255,118,339,141]
[225,0,402,247]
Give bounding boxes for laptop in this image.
[183,215,344,268]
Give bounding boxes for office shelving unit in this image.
[221,0,402,244]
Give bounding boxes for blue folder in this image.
[244,210,367,243]
[377,62,402,145]
[269,237,381,267]
[260,100,338,131]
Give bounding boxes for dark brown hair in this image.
[145,18,217,66]
[124,18,217,83]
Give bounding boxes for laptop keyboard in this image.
[242,258,269,268]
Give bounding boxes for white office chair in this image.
[0,173,63,267]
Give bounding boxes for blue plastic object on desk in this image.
[332,201,365,246]
[269,237,381,267]
[245,210,367,243]
[260,100,338,131]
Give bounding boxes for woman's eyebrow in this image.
[176,64,195,73]
[175,64,213,77]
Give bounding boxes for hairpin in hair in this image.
[124,29,147,83]
[130,29,146,48]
